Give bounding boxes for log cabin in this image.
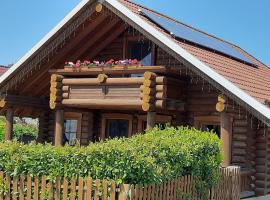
[1,0,270,197]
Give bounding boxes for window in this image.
[63,112,82,144]
[101,114,132,139]
[201,124,221,138]
[194,116,221,138]
[64,119,78,142]
[138,115,172,133]
[127,40,152,66]
[106,119,129,138]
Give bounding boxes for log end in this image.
[97,74,108,83]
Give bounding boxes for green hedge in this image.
[0,126,222,189]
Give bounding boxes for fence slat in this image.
[26,175,31,200]
[5,174,11,200]
[33,176,39,200]
[70,177,76,200]
[40,176,46,200]
[78,177,84,200]
[84,177,92,200]
[48,180,53,200]
[102,179,108,200]
[12,176,18,200]
[94,179,100,200]
[63,177,68,200]
[110,180,115,200]
[55,176,61,200]
[19,175,25,200]
[0,172,3,200]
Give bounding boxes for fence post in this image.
[228,166,241,200]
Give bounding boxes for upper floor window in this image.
[127,40,153,66]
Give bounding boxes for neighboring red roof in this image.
[119,0,270,103]
[0,66,8,76]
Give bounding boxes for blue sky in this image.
[0,0,269,66]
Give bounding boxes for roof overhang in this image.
[102,0,270,126]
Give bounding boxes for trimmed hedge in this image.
[0,126,222,188]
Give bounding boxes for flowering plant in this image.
[64,59,140,68]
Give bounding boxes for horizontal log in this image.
[140,92,166,100]
[62,99,164,110]
[0,95,48,109]
[232,141,247,148]
[62,77,164,86]
[50,66,167,76]
[233,134,247,141]
[62,86,69,92]
[62,93,69,99]
[232,148,246,155]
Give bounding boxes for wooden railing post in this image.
[5,107,14,140]
[54,109,64,146]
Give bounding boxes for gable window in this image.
[127,40,152,66]
[101,114,132,139]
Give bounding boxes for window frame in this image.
[194,116,220,130]
[64,112,82,141]
[101,113,133,139]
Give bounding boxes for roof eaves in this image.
[104,0,270,126]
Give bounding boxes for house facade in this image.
[0,0,270,197]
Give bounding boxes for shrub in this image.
[0,126,222,189]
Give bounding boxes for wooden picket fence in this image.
[0,166,240,200]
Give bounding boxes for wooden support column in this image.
[221,112,232,167]
[5,108,14,140]
[54,110,64,146]
[146,111,156,130]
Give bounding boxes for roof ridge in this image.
[120,0,241,49]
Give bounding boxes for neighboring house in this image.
[0,0,269,197]
[0,66,8,76]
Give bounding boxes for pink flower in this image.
[75,60,81,68]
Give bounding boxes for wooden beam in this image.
[0,95,48,109]
[54,109,64,146]
[5,108,14,140]
[221,112,233,167]
[50,66,166,76]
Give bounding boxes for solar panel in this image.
[141,10,254,65]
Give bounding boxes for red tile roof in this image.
[0,66,8,76]
[119,0,270,103]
